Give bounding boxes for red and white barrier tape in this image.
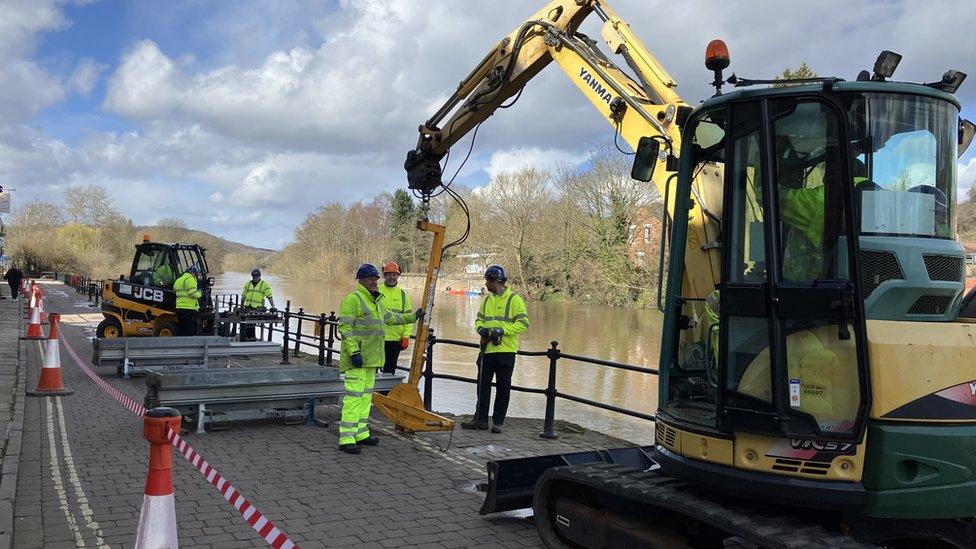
[60,334,299,549]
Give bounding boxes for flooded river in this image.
[214,272,663,444]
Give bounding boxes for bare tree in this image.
[156,217,188,229]
[481,167,552,291]
[63,185,121,227]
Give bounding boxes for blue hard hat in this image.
[188,265,200,274]
[484,265,507,281]
[355,263,380,279]
[251,268,261,277]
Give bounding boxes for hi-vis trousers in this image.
[338,367,377,446]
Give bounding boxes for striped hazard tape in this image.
[60,334,300,549]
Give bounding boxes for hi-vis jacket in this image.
[377,283,412,341]
[173,272,202,310]
[338,284,417,371]
[242,279,273,308]
[475,287,529,354]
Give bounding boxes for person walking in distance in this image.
[173,265,203,336]
[3,264,23,301]
[462,265,529,433]
[241,268,276,341]
[377,262,412,375]
[337,263,424,454]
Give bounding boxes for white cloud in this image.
[231,164,288,207]
[68,57,107,98]
[209,191,224,203]
[959,157,976,201]
[103,40,181,118]
[483,147,587,180]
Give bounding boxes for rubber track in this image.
[540,463,878,549]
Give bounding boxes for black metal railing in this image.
[63,274,101,305]
[214,293,658,439]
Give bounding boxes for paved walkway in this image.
[0,299,26,548]
[9,281,637,548]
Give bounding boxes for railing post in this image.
[317,313,327,366]
[325,311,337,366]
[280,301,291,364]
[293,307,304,357]
[423,328,435,411]
[540,340,560,439]
[231,295,239,338]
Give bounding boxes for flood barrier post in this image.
[317,313,327,365]
[541,340,560,439]
[281,300,291,364]
[326,311,337,365]
[423,328,436,411]
[293,307,304,357]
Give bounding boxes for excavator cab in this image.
[656,49,976,535]
[97,239,215,338]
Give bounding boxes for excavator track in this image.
[533,463,877,549]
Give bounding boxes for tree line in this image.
[4,185,264,278]
[273,143,665,306]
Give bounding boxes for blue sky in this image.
[1,0,975,249]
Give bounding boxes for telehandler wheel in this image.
[154,323,178,337]
[96,318,123,339]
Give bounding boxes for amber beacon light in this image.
[705,39,730,95]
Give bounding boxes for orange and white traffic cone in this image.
[27,313,74,396]
[36,295,48,324]
[19,279,28,299]
[135,408,181,549]
[20,304,46,340]
[25,284,37,318]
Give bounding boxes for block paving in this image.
[7,281,637,548]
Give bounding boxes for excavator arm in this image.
[405,0,721,299]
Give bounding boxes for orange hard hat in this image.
[382,261,401,274]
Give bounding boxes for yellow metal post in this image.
[372,220,455,433]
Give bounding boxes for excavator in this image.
[402,1,976,547]
[96,235,216,338]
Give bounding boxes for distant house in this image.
[455,253,487,275]
[628,206,663,271]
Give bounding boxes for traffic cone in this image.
[19,279,28,299]
[36,295,48,324]
[27,313,74,396]
[134,408,181,549]
[20,304,46,340]
[25,284,37,318]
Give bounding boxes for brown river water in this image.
[214,272,662,445]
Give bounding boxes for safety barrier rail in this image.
[62,274,102,305]
[215,293,658,438]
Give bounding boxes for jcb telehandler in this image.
[96,236,215,338]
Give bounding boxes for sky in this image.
[1,0,975,249]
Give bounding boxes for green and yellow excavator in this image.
[404,1,976,546]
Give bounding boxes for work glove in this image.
[351,352,363,368]
[414,308,425,322]
[490,327,504,345]
[477,327,490,339]
[399,337,409,350]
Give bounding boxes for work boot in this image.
[491,424,503,434]
[338,443,361,454]
[356,436,379,446]
[461,419,489,430]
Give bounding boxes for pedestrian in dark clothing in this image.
[3,266,24,300]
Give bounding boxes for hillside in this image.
[136,225,277,273]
